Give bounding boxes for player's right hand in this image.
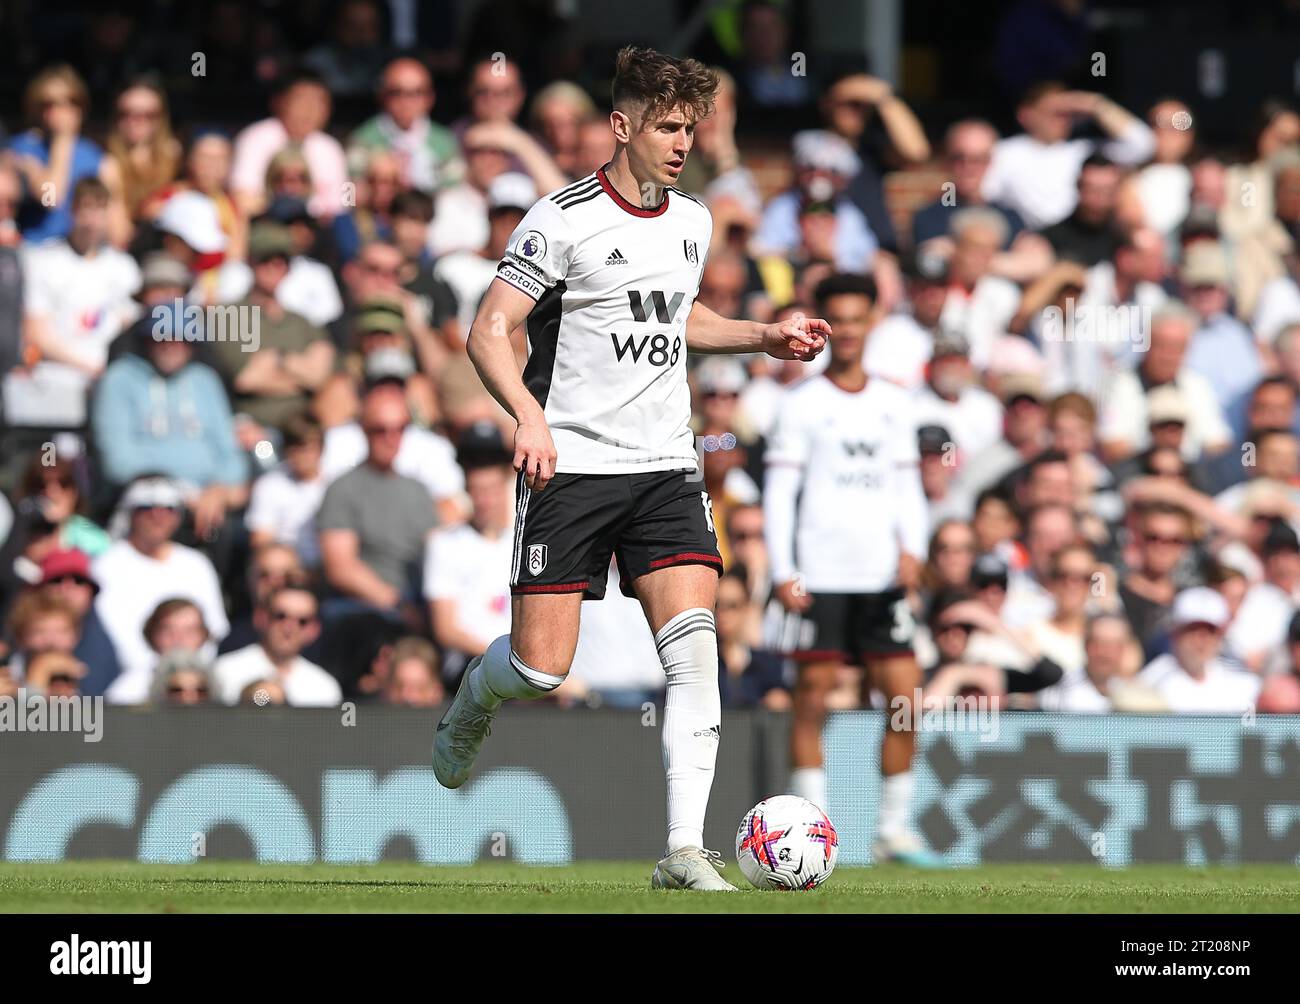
[774,578,812,613]
[514,420,557,492]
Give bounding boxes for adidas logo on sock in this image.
[693,724,721,741]
[605,247,628,265]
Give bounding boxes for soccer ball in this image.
[735,795,838,890]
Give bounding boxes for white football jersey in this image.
[496,167,713,474]
[765,375,927,592]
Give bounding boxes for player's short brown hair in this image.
[611,46,718,126]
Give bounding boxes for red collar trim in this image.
[597,165,670,217]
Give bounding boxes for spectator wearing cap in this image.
[435,171,537,336]
[1099,303,1232,463]
[8,65,130,246]
[918,424,968,524]
[213,581,340,707]
[1224,517,1300,672]
[317,382,438,627]
[91,303,248,537]
[347,57,462,194]
[318,326,462,519]
[106,251,193,365]
[93,476,229,703]
[153,189,248,306]
[139,132,246,266]
[212,222,335,432]
[912,328,1003,461]
[981,82,1155,231]
[956,373,1050,505]
[911,120,1051,284]
[38,549,119,697]
[1180,241,1263,418]
[246,411,329,566]
[230,69,349,221]
[934,208,1020,370]
[229,204,343,328]
[1038,612,1146,711]
[1040,155,1123,267]
[2,177,141,434]
[1136,587,1261,712]
[423,421,515,679]
[755,130,880,276]
[151,649,213,705]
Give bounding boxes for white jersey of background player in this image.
[434,46,830,892]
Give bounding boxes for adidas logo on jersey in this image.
[605,248,628,265]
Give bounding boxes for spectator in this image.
[453,55,528,141]
[982,82,1155,230]
[245,411,329,565]
[1119,502,1195,654]
[911,120,1050,283]
[317,383,437,624]
[213,582,339,706]
[239,678,286,705]
[732,1,813,110]
[92,303,249,538]
[9,65,130,245]
[142,597,212,664]
[1099,303,1232,463]
[1225,517,1300,672]
[1120,98,1197,238]
[934,208,1021,369]
[1136,587,1261,712]
[912,329,1004,461]
[1022,541,1099,678]
[1258,610,1300,712]
[957,374,1050,505]
[919,424,967,523]
[230,68,349,220]
[381,636,445,707]
[716,570,788,709]
[302,0,390,99]
[1038,612,1146,711]
[923,519,978,592]
[218,542,305,654]
[348,57,462,193]
[105,78,181,224]
[1180,241,1264,418]
[862,252,943,391]
[151,649,213,705]
[141,132,247,270]
[152,189,248,305]
[1040,155,1122,267]
[1205,376,1298,494]
[93,476,229,704]
[3,177,141,433]
[38,549,119,698]
[530,81,599,183]
[23,650,87,699]
[4,590,79,681]
[214,222,336,432]
[972,488,1021,559]
[1003,502,1079,627]
[15,455,109,558]
[423,422,514,679]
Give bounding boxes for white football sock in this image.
[473,634,565,709]
[656,607,721,854]
[789,766,827,810]
[877,770,915,841]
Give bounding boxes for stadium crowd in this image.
[2,0,1300,716]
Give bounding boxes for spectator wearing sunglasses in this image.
[213,581,339,706]
[37,549,119,698]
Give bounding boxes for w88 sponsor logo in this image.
[610,331,683,366]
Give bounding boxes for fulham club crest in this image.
[528,544,548,576]
[683,239,698,265]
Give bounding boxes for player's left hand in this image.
[762,313,831,361]
[897,552,922,591]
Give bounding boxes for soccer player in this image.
[763,273,940,866]
[433,46,830,891]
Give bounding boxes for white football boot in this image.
[433,656,496,789]
[872,830,945,868]
[651,846,738,891]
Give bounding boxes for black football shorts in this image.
[767,588,916,662]
[509,468,723,599]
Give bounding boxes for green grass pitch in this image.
[2,861,1299,913]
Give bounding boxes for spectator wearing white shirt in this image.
[424,423,515,679]
[230,69,349,221]
[3,177,140,431]
[982,82,1156,230]
[1099,303,1232,463]
[912,329,1004,463]
[246,411,329,566]
[94,476,229,704]
[1120,99,1196,238]
[1224,517,1300,673]
[935,208,1020,370]
[862,252,944,391]
[213,582,341,707]
[1038,612,1145,711]
[1136,587,1262,713]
